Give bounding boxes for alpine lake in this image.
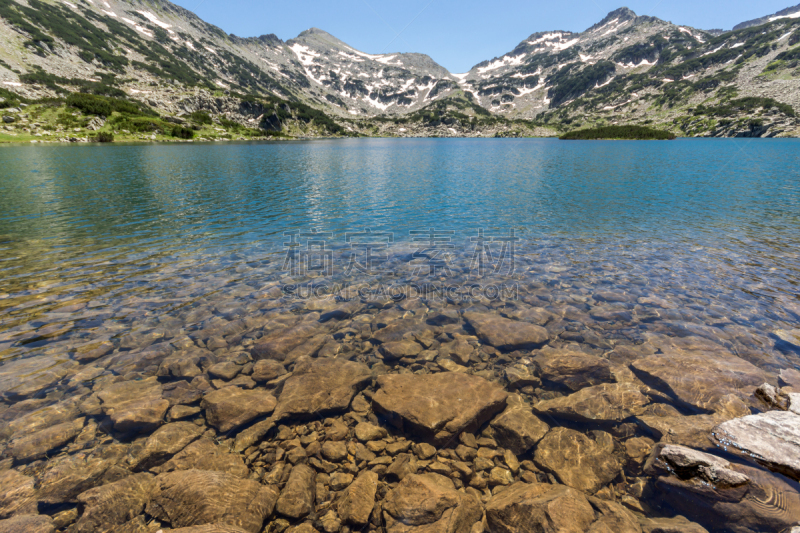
[1,138,800,533]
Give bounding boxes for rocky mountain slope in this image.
[0,0,799,139]
[734,3,800,30]
[456,7,800,137]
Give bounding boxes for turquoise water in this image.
[2,138,800,531]
[2,139,799,246]
[1,139,799,359]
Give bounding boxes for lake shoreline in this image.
[4,134,800,145]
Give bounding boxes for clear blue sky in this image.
[170,0,796,72]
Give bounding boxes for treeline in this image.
[560,125,677,140]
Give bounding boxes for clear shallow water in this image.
[1,138,799,362]
[2,138,800,531]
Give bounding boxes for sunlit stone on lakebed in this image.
[1,139,800,532]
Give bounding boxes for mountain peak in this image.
[290,27,352,49]
[296,27,333,39]
[586,7,638,32]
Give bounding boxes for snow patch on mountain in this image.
[137,11,172,30]
[770,9,800,22]
[290,44,320,66]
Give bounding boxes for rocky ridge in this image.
[0,2,799,139]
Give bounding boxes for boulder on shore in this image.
[713,410,800,481]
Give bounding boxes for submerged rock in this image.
[275,464,315,519]
[251,360,287,382]
[644,442,800,531]
[382,473,482,533]
[630,350,767,412]
[3,397,82,441]
[168,526,251,533]
[146,470,278,533]
[152,438,249,478]
[0,470,37,518]
[36,444,129,504]
[371,319,429,345]
[775,329,800,347]
[95,377,169,434]
[73,473,156,533]
[532,349,615,391]
[489,394,549,455]
[10,418,85,462]
[0,515,55,533]
[272,358,371,422]
[201,387,276,433]
[337,471,379,526]
[533,427,621,494]
[464,313,549,351]
[128,422,204,471]
[534,383,650,423]
[639,516,709,533]
[380,340,424,361]
[589,498,644,532]
[0,356,77,401]
[251,324,327,363]
[485,482,595,533]
[636,395,750,450]
[373,372,508,445]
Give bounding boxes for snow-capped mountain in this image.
[0,0,462,117]
[0,1,799,138]
[270,28,460,116]
[454,8,713,118]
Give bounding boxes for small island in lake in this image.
[560,125,677,141]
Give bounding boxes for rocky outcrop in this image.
[713,410,800,480]
[644,443,800,531]
[644,444,750,488]
[373,373,508,445]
